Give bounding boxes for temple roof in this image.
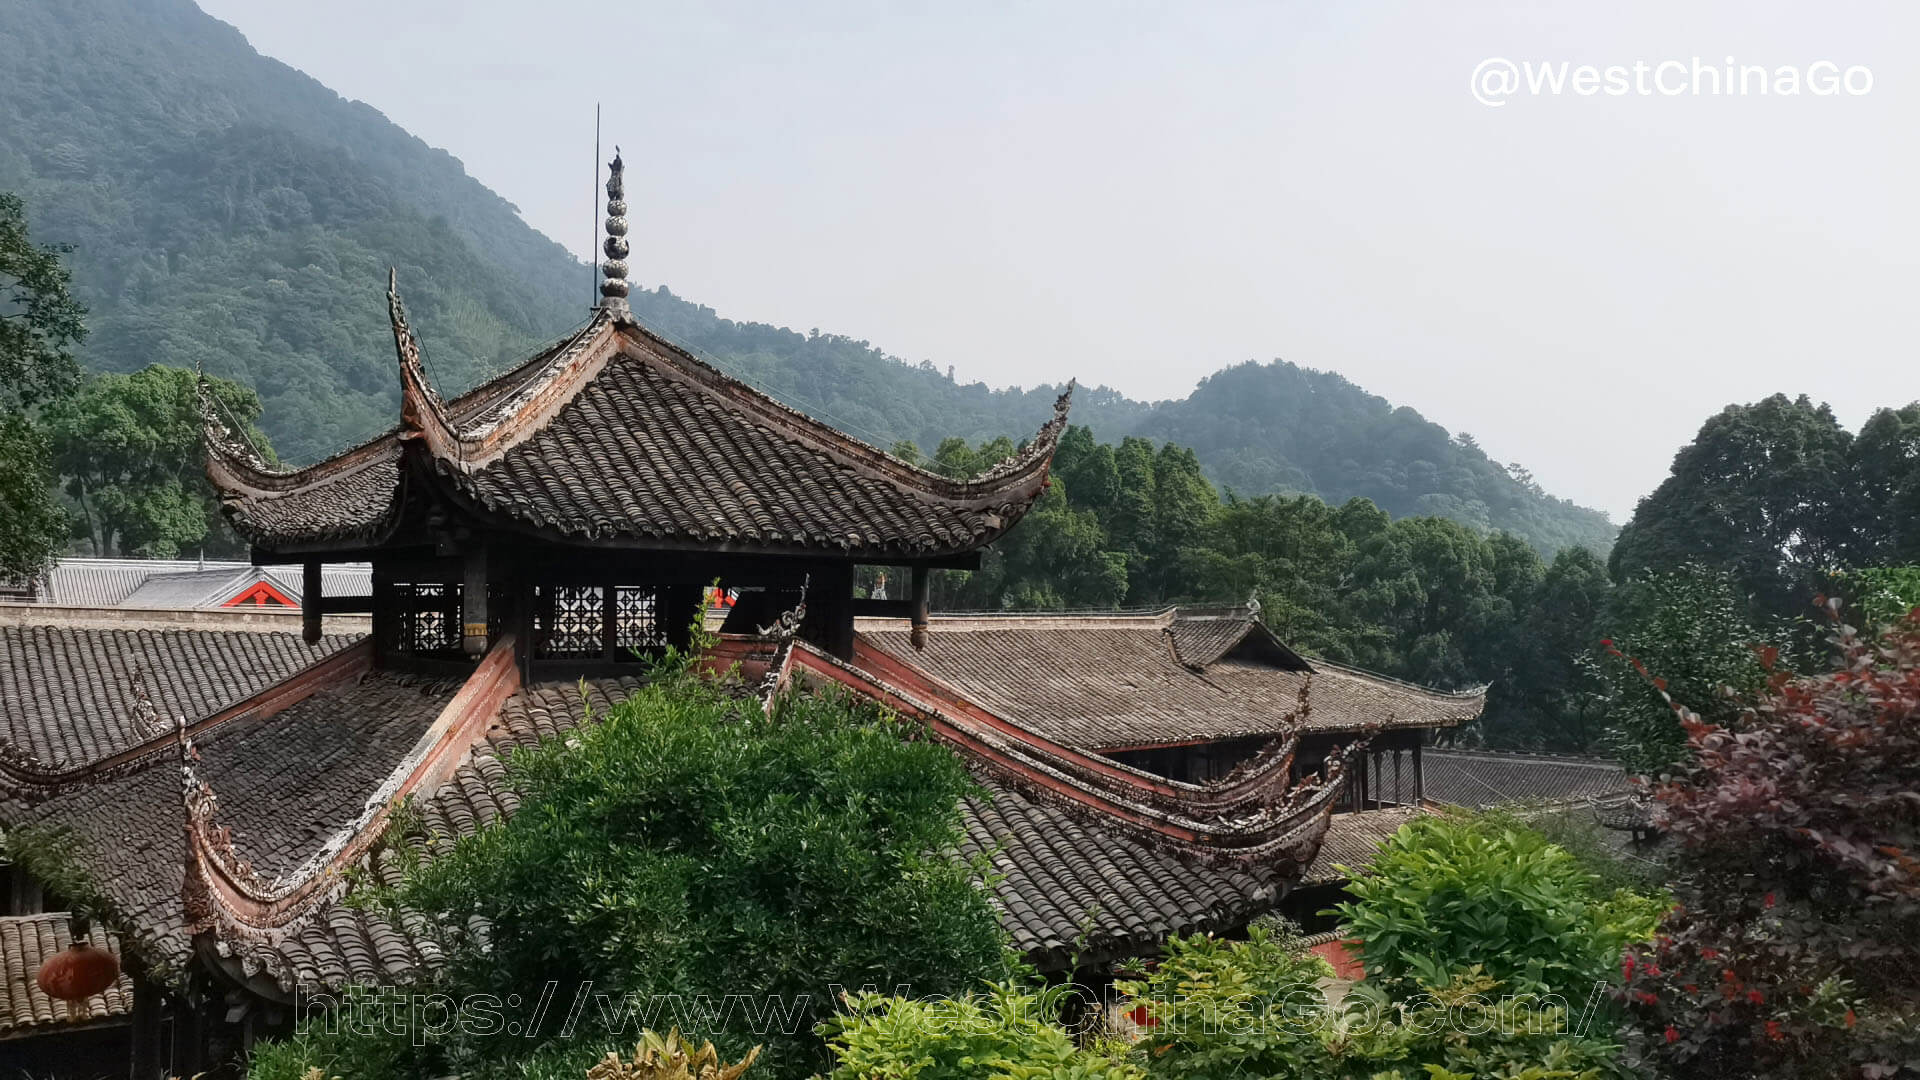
[857,605,1485,750]
[2,605,1386,993]
[1420,749,1631,810]
[14,558,369,610]
[0,625,354,775]
[962,782,1291,966]
[10,667,458,971]
[205,297,1071,558]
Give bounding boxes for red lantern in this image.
[37,925,120,1021]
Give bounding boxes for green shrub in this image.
[1118,929,1621,1079]
[242,1016,405,1080]
[1333,813,1665,999]
[820,985,1143,1080]
[254,672,1011,1080]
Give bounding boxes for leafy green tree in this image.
[1051,425,1120,519]
[0,191,86,580]
[1496,547,1614,750]
[1134,441,1217,603]
[1831,565,1920,632]
[1334,813,1665,1001]
[45,364,269,557]
[1850,404,1920,564]
[1610,395,1863,619]
[1106,436,1160,581]
[1187,493,1376,660]
[1588,565,1778,776]
[361,669,1011,1079]
[1343,516,1505,688]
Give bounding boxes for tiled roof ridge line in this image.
[199,374,404,499]
[388,268,467,468]
[0,640,374,795]
[195,315,591,496]
[918,604,1193,622]
[615,325,1076,507]
[842,634,1310,810]
[413,312,622,475]
[1305,656,1491,702]
[454,311,609,445]
[186,637,522,940]
[372,297,1070,510]
[788,640,1364,861]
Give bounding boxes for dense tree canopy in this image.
[1613,394,1920,620]
[45,363,269,557]
[0,191,84,581]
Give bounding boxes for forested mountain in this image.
[1,0,1614,552]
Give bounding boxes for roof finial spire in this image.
[600,148,631,320]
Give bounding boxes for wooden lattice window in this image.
[614,586,666,653]
[536,584,603,659]
[385,581,463,657]
[531,583,672,663]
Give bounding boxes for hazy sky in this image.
[194,1,1917,521]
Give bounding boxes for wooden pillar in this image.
[662,584,701,650]
[1412,741,1424,804]
[514,575,535,686]
[1393,748,1403,807]
[129,972,163,1080]
[301,561,322,645]
[803,563,856,661]
[462,547,490,658]
[909,565,931,650]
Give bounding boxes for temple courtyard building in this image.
[0,156,1627,1077]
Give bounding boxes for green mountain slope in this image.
[0,0,1614,552]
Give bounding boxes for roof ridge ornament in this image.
[127,666,167,739]
[196,374,272,472]
[388,268,459,456]
[600,148,632,321]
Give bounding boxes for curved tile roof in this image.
[207,301,1070,558]
[859,606,1483,749]
[963,782,1289,966]
[0,625,356,772]
[1420,749,1631,810]
[11,671,457,971]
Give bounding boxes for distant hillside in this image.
[0,0,1614,553]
